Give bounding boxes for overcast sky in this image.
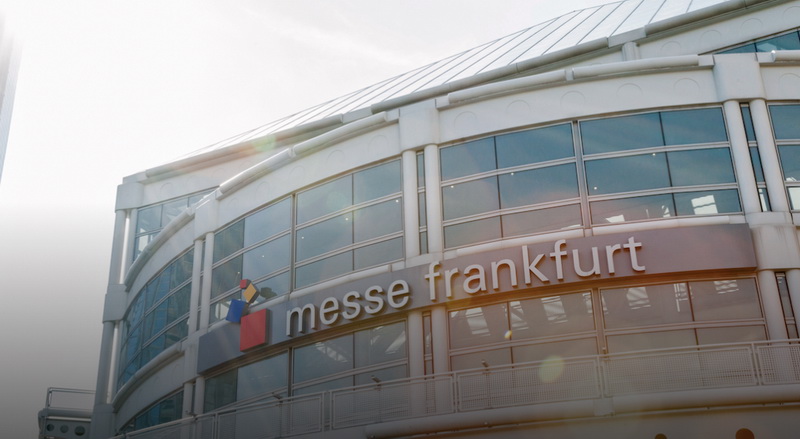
[0,1,611,436]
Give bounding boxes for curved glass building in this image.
[41,0,800,438]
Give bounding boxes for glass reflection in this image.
[590,194,673,224]
[499,164,579,208]
[585,153,670,195]
[440,138,496,181]
[495,123,574,168]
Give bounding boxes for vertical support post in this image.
[199,232,215,331]
[402,150,421,259]
[724,100,761,213]
[187,239,204,334]
[786,269,800,337]
[759,269,790,340]
[423,144,443,254]
[750,99,790,212]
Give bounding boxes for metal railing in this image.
[113,340,800,439]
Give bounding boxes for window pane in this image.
[499,164,579,208]
[779,145,800,181]
[512,338,597,363]
[295,213,353,261]
[417,153,425,187]
[295,252,352,289]
[170,251,193,289]
[354,161,401,204]
[418,192,426,227]
[496,123,574,168]
[771,105,800,140]
[510,293,594,339]
[442,177,499,220]
[211,255,242,299]
[204,369,237,412]
[580,113,663,155]
[590,194,674,224]
[254,272,290,301]
[789,187,800,210]
[673,189,741,215]
[354,199,402,242]
[151,268,172,305]
[243,234,291,281]
[355,322,407,367]
[502,204,582,237]
[585,153,670,195]
[167,284,190,322]
[214,220,244,263]
[602,283,691,329]
[606,329,696,353]
[742,106,756,142]
[667,148,735,186]
[444,217,501,248]
[756,32,800,51]
[138,205,162,233]
[237,353,288,401]
[695,326,767,345]
[244,199,291,247]
[354,237,403,270]
[690,279,762,321]
[750,147,764,182]
[451,348,511,371]
[293,334,353,383]
[296,175,352,224]
[161,199,187,227]
[440,138,496,181]
[449,304,509,349]
[777,273,795,319]
[661,108,727,145]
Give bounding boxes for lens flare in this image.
[538,355,565,383]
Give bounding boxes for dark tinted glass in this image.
[440,138,496,180]
[690,279,761,320]
[296,175,352,224]
[771,105,800,140]
[673,190,741,215]
[204,369,237,412]
[449,304,509,349]
[417,153,425,187]
[244,198,291,247]
[170,250,193,289]
[778,145,800,180]
[501,204,582,237]
[499,164,578,208]
[585,153,670,195]
[293,335,353,383]
[741,106,755,142]
[602,283,691,329]
[590,194,674,224]
[211,255,242,299]
[213,220,244,263]
[495,123,573,168]
[354,322,407,367]
[354,160,401,204]
[444,217,501,248]
[294,252,352,288]
[354,238,403,269]
[580,113,663,155]
[661,108,727,145]
[243,234,291,280]
[255,272,290,300]
[442,177,499,220]
[353,199,402,242]
[756,32,800,51]
[418,192,426,227]
[750,147,764,182]
[237,353,289,401]
[667,148,735,186]
[295,213,353,261]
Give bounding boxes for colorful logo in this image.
[226,279,269,351]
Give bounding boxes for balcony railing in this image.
[113,340,800,439]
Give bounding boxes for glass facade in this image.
[118,250,193,388]
[771,105,800,209]
[448,278,764,370]
[120,390,183,433]
[718,30,800,54]
[134,192,210,260]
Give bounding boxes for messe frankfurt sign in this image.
[197,224,756,371]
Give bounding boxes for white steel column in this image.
[182,382,194,417]
[187,239,204,334]
[108,210,128,284]
[123,208,138,274]
[758,270,790,340]
[198,232,215,331]
[407,310,424,377]
[430,305,449,374]
[194,377,206,415]
[424,144,443,254]
[402,150,421,259]
[724,100,761,214]
[750,99,790,212]
[786,269,800,336]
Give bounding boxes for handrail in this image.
[113,340,800,438]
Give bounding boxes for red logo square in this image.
[240,309,269,351]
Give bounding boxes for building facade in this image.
[42,0,800,438]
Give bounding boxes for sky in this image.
[0,0,611,437]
